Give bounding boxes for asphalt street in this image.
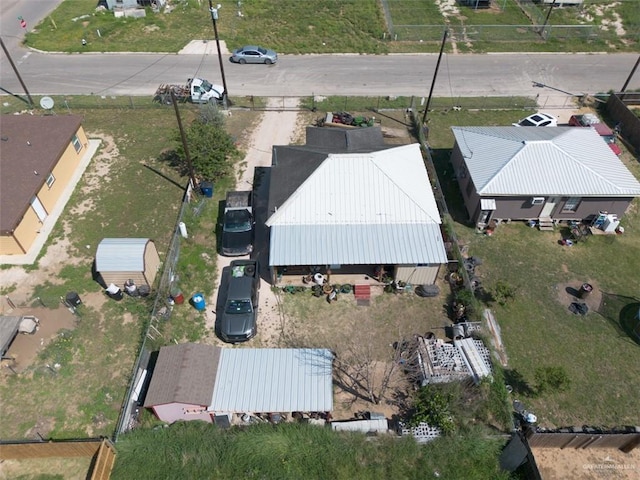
[1,0,639,99]
[2,49,639,99]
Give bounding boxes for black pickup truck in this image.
[221,191,254,256]
[218,260,259,343]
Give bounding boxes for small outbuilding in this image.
[95,238,160,289]
[0,316,22,357]
[143,343,334,424]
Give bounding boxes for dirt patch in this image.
[532,447,640,480]
[204,98,302,341]
[0,306,77,375]
[554,280,602,317]
[0,457,92,480]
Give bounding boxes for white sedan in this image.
[513,112,558,127]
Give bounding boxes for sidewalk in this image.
[178,40,230,56]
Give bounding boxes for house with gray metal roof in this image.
[95,238,160,288]
[450,126,640,228]
[143,343,333,424]
[264,129,447,286]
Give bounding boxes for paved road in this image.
[1,4,639,101]
[2,48,638,99]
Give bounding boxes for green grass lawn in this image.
[0,97,255,438]
[111,421,509,480]
[23,0,638,54]
[427,108,640,427]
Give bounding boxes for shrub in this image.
[534,366,571,394]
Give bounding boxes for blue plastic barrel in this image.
[192,293,206,311]
[200,181,214,198]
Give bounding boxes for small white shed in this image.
[95,238,160,288]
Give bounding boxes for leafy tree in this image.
[534,366,571,395]
[410,385,456,434]
[174,111,239,181]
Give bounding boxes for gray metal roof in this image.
[451,126,640,196]
[95,238,152,272]
[211,348,333,413]
[266,144,446,266]
[0,316,22,357]
[269,223,447,266]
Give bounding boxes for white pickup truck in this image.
[154,77,224,104]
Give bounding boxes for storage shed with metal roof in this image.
[143,343,334,424]
[95,238,160,288]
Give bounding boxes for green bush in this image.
[534,366,571,395]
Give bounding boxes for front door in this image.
[540,197,558,217]
[479,210,492,224]
[30,196,48,222]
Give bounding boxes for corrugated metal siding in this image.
[95,238,149,272]
[269,223,447,266]
[451,127,640,197]
[211,349,333,413]
[395,265,439,285]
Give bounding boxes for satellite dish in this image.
[40,96,55,110]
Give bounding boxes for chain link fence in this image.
[113,183,207,440]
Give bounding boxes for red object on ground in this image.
[172,292,185,304]
[354,284,371,300]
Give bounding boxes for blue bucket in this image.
[192,293,206,311]
[200,181,214,198]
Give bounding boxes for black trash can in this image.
[65,292,82,307]
[578,283,593,299]
[200,181,214,198]
[138,285,151,297]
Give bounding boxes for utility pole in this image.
[422,28,448,128]
[0,37,34,108]
[619,55,640,98]
[171,90,198,190]
[208,1,229,108]
[540,0,557,39]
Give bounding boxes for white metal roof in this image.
[451,126,640,197]
[95,238,150,272]
[269,223,447,265]
[211,348,333,413]
[266,144,447,266]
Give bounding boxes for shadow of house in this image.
[265,126,448,286]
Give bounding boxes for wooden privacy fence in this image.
[526,429,640,453]
[0,438,116,480]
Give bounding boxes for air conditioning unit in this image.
[531,197,545,205]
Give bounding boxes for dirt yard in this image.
[532,447,640,480]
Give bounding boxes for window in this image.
[562,197,581,212]
[71,134,82,153]
[46,173,55,188]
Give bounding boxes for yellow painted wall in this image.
[4,208,41,255]
[0,235,23,255]
[37,126,87,213]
